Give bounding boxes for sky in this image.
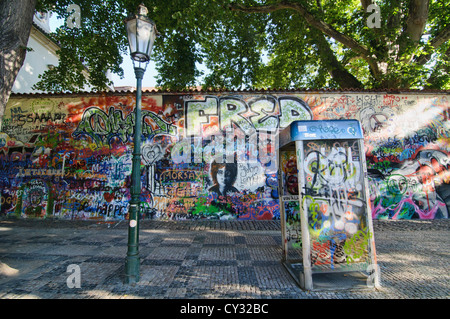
[111,54,159,89]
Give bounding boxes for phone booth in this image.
[278,120,380,291]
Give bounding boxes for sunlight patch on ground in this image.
[0,262,19,277]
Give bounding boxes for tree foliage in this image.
[28,0,450,91]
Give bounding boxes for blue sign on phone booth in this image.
[278,120,380,291]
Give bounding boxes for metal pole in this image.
[359,139,381,288]
[295,140,313,291]
[278,153,288,262]
[124,66,145,284]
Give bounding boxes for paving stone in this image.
[0,218,449,299]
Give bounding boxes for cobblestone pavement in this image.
[0,218,449,300]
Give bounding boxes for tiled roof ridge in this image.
[10,87,450,97]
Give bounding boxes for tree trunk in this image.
[314,31,363,88]
[0,0,37,130]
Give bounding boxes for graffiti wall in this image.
[1,91,448,220]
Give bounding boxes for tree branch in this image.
[228,1,373,60]
[313,30,363,88]
[398,0,430,60]
[360,0,373,11]
[416,24,450,65]
[405,0,430,43]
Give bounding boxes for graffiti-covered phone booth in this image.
[278,120,380,291]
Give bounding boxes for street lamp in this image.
[124,3,157,284]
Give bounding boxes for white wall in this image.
[12,12,100,94]
[12,27,60,94]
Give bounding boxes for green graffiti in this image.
[343,227,371,264]
[190,197,233,218]
[73,106,177,146]
[303,195,320,228]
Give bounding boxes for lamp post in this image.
[124,3,157,284]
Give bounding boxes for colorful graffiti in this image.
[301,139,371,270]
[0,92,448,221]
[279,151,302,253]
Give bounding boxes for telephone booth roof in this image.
[278,119,364,149]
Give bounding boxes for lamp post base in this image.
[124,254,140,284]
[124,208,141,284]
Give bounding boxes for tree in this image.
[0,0,37,127]
[1,1,449,126]
[227,0,449,89]
[33,0,131,92]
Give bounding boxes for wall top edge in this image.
[9,88,450,99]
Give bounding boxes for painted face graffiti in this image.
[209,161,239,197]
